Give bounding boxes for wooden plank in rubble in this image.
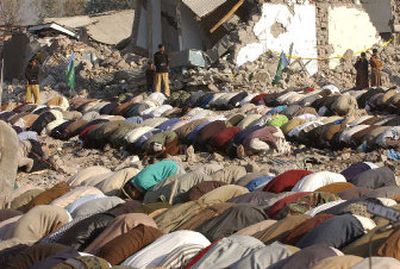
[209,0,245,34]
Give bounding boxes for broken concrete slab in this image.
[85,10,135,45]
[170,49,208,68]
[182,0,227,18]
[28,23,78,39]
[44,10,135,45]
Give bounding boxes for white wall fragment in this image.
[328,6,381,69]
[236,3,318,75]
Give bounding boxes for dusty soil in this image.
[15,132,397,190]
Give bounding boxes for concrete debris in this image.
[44,10,135,45]
[2,35,147,103]
[28,23,78,39]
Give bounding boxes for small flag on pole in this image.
[65,52,76,90]
[272,51,289,85]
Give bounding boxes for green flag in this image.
[65,52,76,90]
[272,51,289,85]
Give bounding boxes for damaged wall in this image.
[179,4,206,51]
[236,3,318,75]
[128,0,244,60]
[327,6,381,68]
[128,0,394,72]
[236,0,389,75]
[161,0,180,52]
[131,0,205,57]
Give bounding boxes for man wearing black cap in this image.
[354,52,369,90]
[153,44,170,97]
[25,58,40,104]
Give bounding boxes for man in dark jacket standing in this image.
[25,58,40,104]
[153,44,170,97]
[354,52,369,90]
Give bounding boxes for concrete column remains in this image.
[315,2,330,71]
[148,0,163,57]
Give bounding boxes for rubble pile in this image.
[168,0,400,93]
[171,52,278,93]
[314,44,400,89]
[4,0,399,101]
[2,36,147,104]
[43,37,146,96]
[172,39,400,95]
[10,32,394,101]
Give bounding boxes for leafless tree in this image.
[0,0,23,25]
[0,0,130,26]
[63,0,86,16]
[85,0,134,14]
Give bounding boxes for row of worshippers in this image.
[2,159,400,268]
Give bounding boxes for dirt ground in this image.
[15,132,396,190]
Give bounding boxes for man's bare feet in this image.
[236,145,246,159]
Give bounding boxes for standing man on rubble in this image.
[154,44,171,97]
[25,58,40,104]
[370,49,383,87]
[354,52,369,90]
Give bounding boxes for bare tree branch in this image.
[0,0,21,25]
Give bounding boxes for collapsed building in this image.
[127,0,257,67]
[128,0,400,75]
[43,10,135,45]
[127,0,256,66]
[0,10,135,82]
